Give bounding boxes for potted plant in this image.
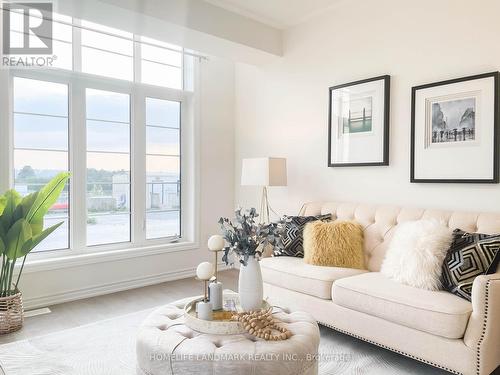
[0,172,70,334]
[218,208,285,311]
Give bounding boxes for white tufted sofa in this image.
[261,202,500,375]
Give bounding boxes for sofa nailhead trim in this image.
[317,321,462,375]
[476,279,490,375]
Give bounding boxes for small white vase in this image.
[238,256,263,311]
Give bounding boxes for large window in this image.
[81,21,134,81]
[145,98,181,239]
[86,89,131,246]
[141,37,183,89]
[12,77,70,251]
[8,12,73,70]
[3,13,196,254]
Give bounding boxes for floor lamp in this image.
[241,157,287,223]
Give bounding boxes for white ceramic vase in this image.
[238,256,263,311]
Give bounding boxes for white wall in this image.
[19,57,235,309]
[235,0,500,216]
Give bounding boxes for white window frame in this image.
[0,19,200,271]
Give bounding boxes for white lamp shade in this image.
[196,262,214,280]
[208,235,225,251]
[241,157,287,187]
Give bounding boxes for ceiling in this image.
[203,0,341,29]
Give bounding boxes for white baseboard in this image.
[24,307,52,317]
[23,263,232,310]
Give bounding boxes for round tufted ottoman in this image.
[136,296,320,375]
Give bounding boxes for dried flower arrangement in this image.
[218,208,285,266]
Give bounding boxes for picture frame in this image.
[328,75,390,167]
[411,72,499,183]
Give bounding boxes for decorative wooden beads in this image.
[231,307,292,341]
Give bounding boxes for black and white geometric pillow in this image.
[441,229,500,301]
[273,214,331,258]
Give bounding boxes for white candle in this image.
[209,281,223,310]
[197,301,213,320]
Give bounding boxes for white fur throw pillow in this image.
[381,219,453,291]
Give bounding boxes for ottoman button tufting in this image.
[179,331,194,339]
[165,313,181,320]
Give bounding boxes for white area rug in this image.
[0,308,449,375]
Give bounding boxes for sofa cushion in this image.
[261,256,367,300]
[380,219,452,291]
[303,220,365,269]
[274,214,331,257]
[441,229,500,301]
[332,272,472,339]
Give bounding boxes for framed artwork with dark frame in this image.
[328,75,390,167]
[411,72,499,183]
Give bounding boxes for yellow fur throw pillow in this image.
[303,220,365,269]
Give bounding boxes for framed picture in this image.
[411,72,499,183]
[328,75,390,167]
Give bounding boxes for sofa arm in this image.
[464,271,500,375]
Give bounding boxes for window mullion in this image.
[70,79,87,250]
[133,88,146,245]
[133,35,141,84]
[0,71,11,192]
[73,18,82,72]
[181,48,185,90]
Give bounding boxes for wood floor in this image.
[0,269,239,345]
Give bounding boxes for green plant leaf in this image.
[5,218,32,260]
[0,236,5,256]
[14,192,36,219]
[0,195,6,215]
[29,217,44,237]
[26,172,69,226]
[20,221,62,257]
[13,204,23,223]
[0,190,22,232]
[0,222,6,242]
[16,192,44,235]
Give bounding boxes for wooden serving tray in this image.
[184,291,270,335]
